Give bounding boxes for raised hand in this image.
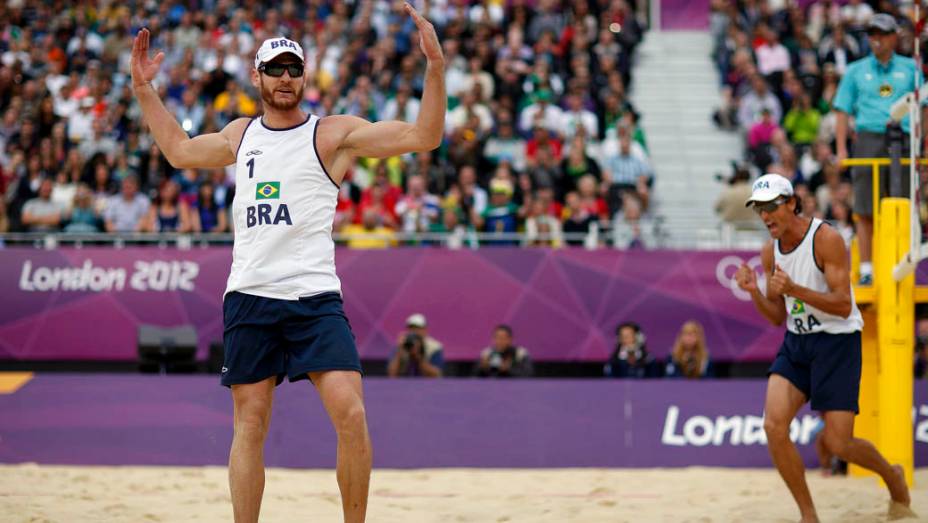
[130,28,165,90]
[404,2,443,63]
[735,262,758,293]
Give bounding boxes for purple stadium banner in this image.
[1,248,926,363]
[1,375,925,468]
[661,0,710,30]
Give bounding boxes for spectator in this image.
[445,88,493,136]
[104,175,150,233]
[783,91,821,149]
[518,89,564,135]
[841,0,875,32]
[192,181,228,233]
[456,165,488,226]
[714,164,756,228]
[834,14,919,285]
[395,174,441,235]
[213,79,257,120]
[63,183,101,233]
[483,114,527,172]
[173,89,207,136]
[21,178,64,232]
[561,191,598,246]
[748,107,782,149]
[826,199,855,247]
[341,208,397,249]
[90,160,116,215]
[560,135,602,196]
[665,320,715,379]
[380,84,420,123]
[602,131,652,214]
[604,322,660,378]
[737,75,783,130]
[477,177,520,242]
[141,179,193,233]
[613,192,651,249]
[819,23,861,75]
[474,325,533,378]
[524,197,563,247]
[387,313,444,378]
[0,0,649,247]
[576,175,609,225]
[559,92,598,141]
[755,24,791,79]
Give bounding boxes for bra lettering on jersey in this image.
[246,204,292,227]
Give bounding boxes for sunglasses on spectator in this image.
[258,63,304,78]
[752,197,788,214]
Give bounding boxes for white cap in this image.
[254,37,305,69]
[406,313,427,328]
[745,173,794,207]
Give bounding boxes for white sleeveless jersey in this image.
[224,114,341,300]
[774,218,863,334]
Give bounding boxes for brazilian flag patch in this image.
[791,300,806,316]
[256,182,280,200]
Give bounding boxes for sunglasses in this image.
[259,63,304,78]
[752,197,787,214]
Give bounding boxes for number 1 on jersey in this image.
[247,157,255,179]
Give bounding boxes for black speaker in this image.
[137,325,198,374]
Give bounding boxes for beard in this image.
[259,76,304,111]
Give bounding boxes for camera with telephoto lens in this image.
[402,333,423,356]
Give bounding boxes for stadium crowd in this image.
[710,0,926,249]
[0,0,657,247]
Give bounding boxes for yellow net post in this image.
[842,158,918,487]
[875,197,915,486]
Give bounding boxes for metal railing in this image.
[0,221,771,251]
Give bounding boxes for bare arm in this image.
[131,28,246,169]
[736,241,787,326]
[386,351,404,378]
[773,225,853,318]
[416,357,443,378]
[178,201,194,233]
[337,3,445,159]
[214,208,228,233]
[835,110,849,163]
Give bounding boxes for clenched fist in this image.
[735,263,758,293]
[767,264,794,296]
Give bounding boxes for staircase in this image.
[630,31,753,248]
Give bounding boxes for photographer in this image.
[604,322,661,379]
[474,325,533,378]
[387,314,444,378]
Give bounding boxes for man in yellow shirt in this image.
[342,209,398,248]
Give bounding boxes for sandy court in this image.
[1,465,925,522]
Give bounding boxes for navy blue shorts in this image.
[768,331,862,413]
[221,291,362,387]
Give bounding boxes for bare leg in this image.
[228,377,276,523]
[764,374,818,523]
[814,429,833,477]
[310,370,371,523]
[821,411,912,511]
[857,215,873,266]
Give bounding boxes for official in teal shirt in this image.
[833,51,921,133]
[833,13,924,286]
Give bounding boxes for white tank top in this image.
[774,218,863,335]
[224,114,341,300]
